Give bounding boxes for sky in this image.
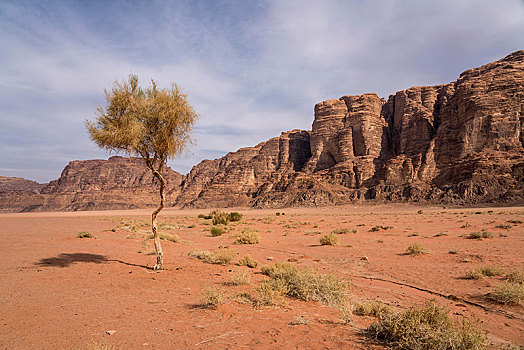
[1,0,523,183]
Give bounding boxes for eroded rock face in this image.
[1,51,523,212]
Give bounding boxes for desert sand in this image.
[0,204,522,349]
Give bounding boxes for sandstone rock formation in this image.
[1,51,523,212]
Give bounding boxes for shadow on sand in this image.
[36,253,152,269]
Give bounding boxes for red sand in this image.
[0,204,522,349]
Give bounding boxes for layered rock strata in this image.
[1,51,523,212]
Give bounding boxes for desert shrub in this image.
[449,249,459,254]
[495,224,512,229]
[505,270,524,284]
[228,270,251,286]
[354,301,393,317]
[210,225,225,236]
[236,230,260,244]
[332,228,350,234]
[251,283,285,308]
[237,254,258,268]
[367,301,487,350]
[188,248,236,265]
[147,232,179,243]
[76,231,93,238]
[228,212,243,222]
[370,225,393,232]
[275,212,281,216]
[211,210,230,225]
[289,315,310,325]
[466,265,503,280]
[417,210,423,214]
[319,233,339,246]
[200,287,225,308]
[434,232,448,237]
[260,262,349,306]
[488,283,524,305]
[405,243,429,256]
[507,220,522,224]
[467,230,493,239]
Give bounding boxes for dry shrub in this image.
[505,270,524,284]
[467,230,493,239]
[236,230,260,244]
[331,228,350,234]
[466,265,503,280]
[200,287,225,308]
[76,231,93,238]
[228,212,243,222]
[354,300,394,317]
[251,284,285,308]
[188,248,236,265]
[147,232,179,243]
[405,242,429,256]
[260,262,349,306]
[319,233,339,246]
[237,254,258,268]
[228,270,251,286]
[488,283,524,305]
[81,340,119,350]
[211,210,230,225]
[367,301,487,350]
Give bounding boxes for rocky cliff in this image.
[1,51,523,212]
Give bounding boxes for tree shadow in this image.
[36,253,152,270]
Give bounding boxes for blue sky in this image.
[1,0,523,182]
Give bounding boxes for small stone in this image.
[267,257,274,261]
[106,330,116,335]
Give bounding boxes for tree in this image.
[86,75,197,270]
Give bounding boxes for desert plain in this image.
[0,204,522,349]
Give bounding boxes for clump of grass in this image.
[211,210,230,225]
[275,212,281,216]
[289,315,310,325]
[200,287,226,308]
[495,224,512,229]
[488,283,524,305]
[370,225,393,232]
[82,340,119,350]
[147,232,180,243]
[228,270,251,286]
[76,231,93,238]
[237,254,258,268]
[236,230,260,244]
[417,210,423,214]
[331,228,350,234]
[354,300,394,317]
[405,242,429,256]
[210,225,225,236]
[449,249,459,254]
[260,262,349,306]
[505,270,524,284]
[507,219,522,224]
[319,233,339,246]
[251,283,284,308]
[467,230,493,239]
[367,301,487,350]
[188,248,236,265]
[198,213,212,220]
[434,232,448,237]
[466,265,503,280]
[228,212,243,222]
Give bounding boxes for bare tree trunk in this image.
[151,171,165,270]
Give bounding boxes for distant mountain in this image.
[1,51,523,212]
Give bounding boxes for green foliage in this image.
[86,75,197,164]
[76,231,93,238]
[260,262,349,306]
[237,254,258,268]
[405,243,429,256]
[488,283,524,305]
[228,212,243,222]
[319,233,339,246]
[210,225,225,236]
[236,230,260,244]
[367,301,488,350]
[210,210,230,225]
